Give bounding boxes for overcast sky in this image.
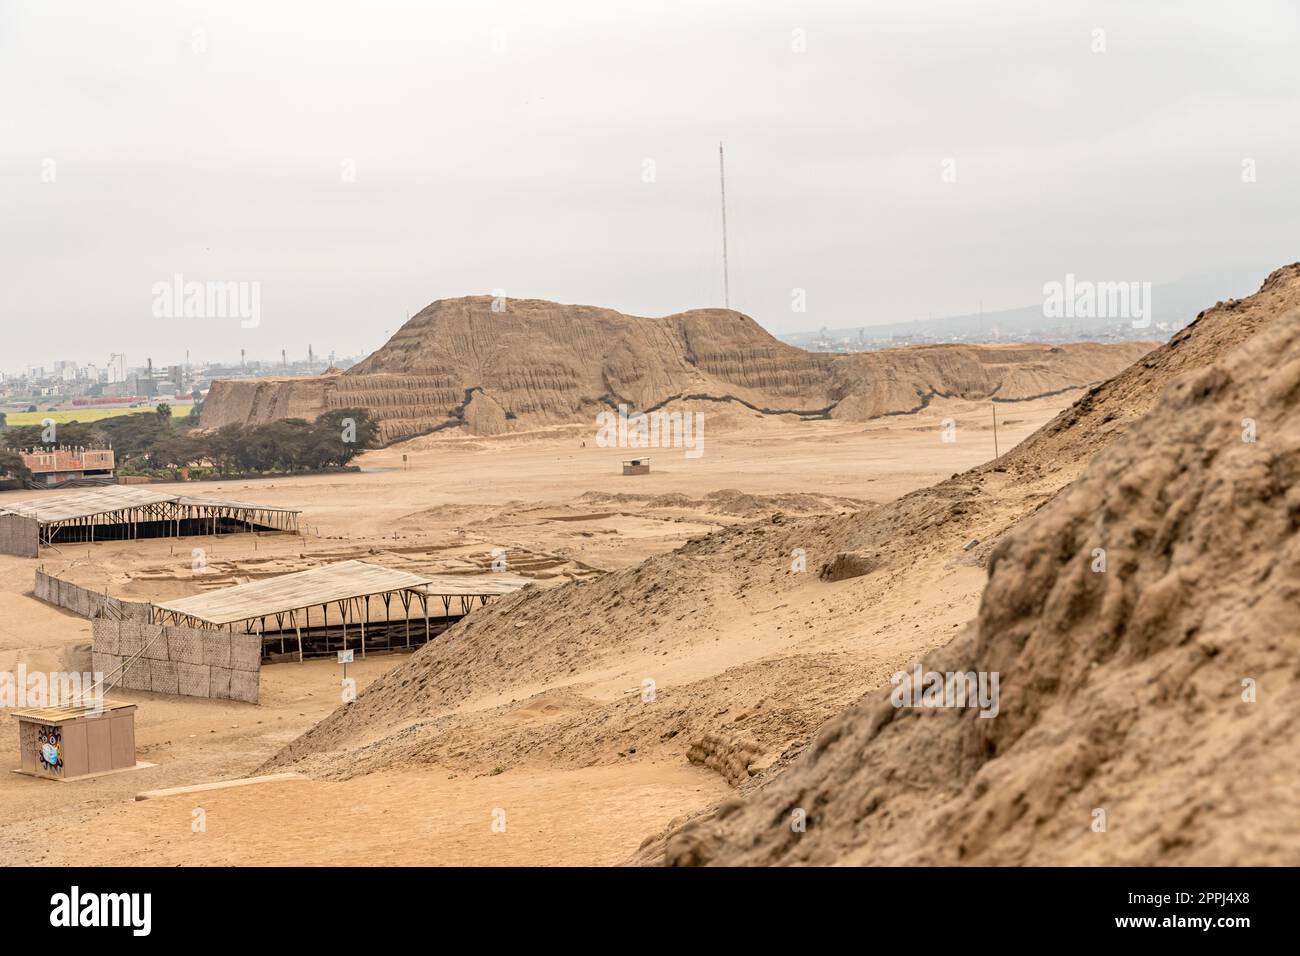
[2,0,1298,372]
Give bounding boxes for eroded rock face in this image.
[820,550,880,581]
[687,732,763,787]
[200,296,1153,443]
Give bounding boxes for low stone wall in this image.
[92,619,261,703]
[34,569,152,621]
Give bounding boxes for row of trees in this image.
[0,407,378,479]
[147,410,378,473]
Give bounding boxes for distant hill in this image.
[779,270,1266,350]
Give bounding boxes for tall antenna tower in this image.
[719,141,730,309]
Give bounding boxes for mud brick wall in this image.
[0,514,39,558]
[92,619,261,703]
[34,569,152,621]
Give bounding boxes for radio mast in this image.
[719,142,730,309]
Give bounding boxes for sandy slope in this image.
[644,267,1300,866]
[262,411,1108,793]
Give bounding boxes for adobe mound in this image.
[653,305,1300,866]
[202,296,1151,444]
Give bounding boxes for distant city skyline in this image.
[2,345,356,380]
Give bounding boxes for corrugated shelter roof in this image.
[174,494,300,512]
[420,573,533,597]
[0,486,299,523]
[0,486,174,521]
[9,700,135,722]
[153,560,433,626]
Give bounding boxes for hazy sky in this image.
[2,0,1298,372]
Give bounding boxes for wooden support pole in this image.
[359,596,367,659]
[400,591,411,648]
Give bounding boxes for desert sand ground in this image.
[1,392,1078,866]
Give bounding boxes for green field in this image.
[1,404,193,427]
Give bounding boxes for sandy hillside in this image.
[995,264,1300,477]
[809,264,1300,582]
[201,295,1152,443]
[642,273,1300,865]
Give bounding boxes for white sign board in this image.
[337,650,354,664]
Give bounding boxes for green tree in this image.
[3,420,102,450]
[2,406,376,480]
[148,433,206,469]
[0,449,31,481]
[205,425,247,475]
[97,412,169,464]
[311,408,378,466]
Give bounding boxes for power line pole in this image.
[719,141,730,309]
[992,402,1000,459]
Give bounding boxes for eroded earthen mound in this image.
[202,297,1151,444]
